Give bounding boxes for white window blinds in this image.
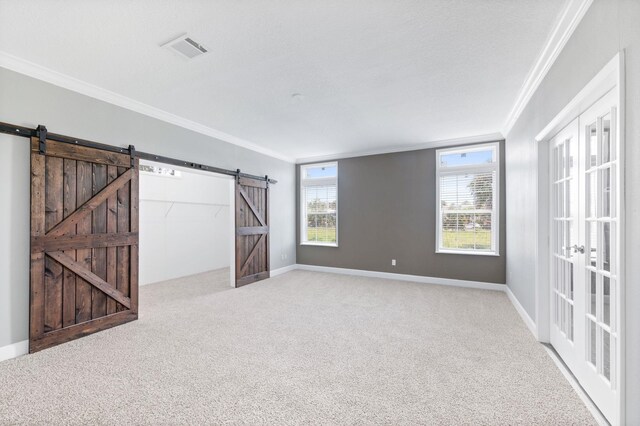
[436,143,499,254]
[300,162,338,246]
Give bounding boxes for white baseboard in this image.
[295,264,505,291]
[506,286,538,339]
[542,345,608,426]
[0,340,28,362]
[269,264,298,277]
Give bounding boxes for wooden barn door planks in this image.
[235,177,269,287]
[30,137,139,352]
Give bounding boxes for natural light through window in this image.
[436,143,499,255]
[300,162,338,246]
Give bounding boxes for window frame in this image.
[300,161,339,247]
[435,142,500,256]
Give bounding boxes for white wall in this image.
[0,134,30,350]
[139,163,231,285]
[505,0,640,421]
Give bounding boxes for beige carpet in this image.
[0,269,596,425]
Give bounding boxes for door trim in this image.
[136,159,237,289]
[535,51,625,425]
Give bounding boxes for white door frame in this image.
[534,52,625,424]
[228,178,236,287]
[139,159,236,288]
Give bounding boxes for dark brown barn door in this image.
[235,177,269,287]
[30,137,139,352]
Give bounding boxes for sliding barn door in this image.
[235,177,269,287]
[30,137,139,352]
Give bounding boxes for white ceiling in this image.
[0,0,567,161]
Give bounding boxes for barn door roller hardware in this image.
[128,145,136,168]
[0,121,277,184]
[36,125,47,155]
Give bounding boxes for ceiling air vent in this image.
[162,34,208,59]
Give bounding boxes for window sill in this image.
[300,242,339,248]
[436,249,500,257]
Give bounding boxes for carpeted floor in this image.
[0,269,596,425]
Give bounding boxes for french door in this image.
[550,89,620,423]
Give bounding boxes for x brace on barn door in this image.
[0,121,278,184]
[235,176,270,287]
[29,134,140,352]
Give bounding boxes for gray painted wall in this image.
[505,0,640,421]
[297,141,506,284]
[0,67,297,349]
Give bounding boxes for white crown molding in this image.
[295,132,504,164]
[2,0,591,167]
[535,52,621,142]
[0,340,28,363]
[502,0,594,136]
[0,51,295,163]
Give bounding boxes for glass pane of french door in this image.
[583,109,617,386]
[551,134,577,342]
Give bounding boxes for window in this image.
[436,143,499,255]
[300,162,338,246]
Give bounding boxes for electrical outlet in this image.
[391,259,396,266]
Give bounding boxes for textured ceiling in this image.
[0,0,566,160]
